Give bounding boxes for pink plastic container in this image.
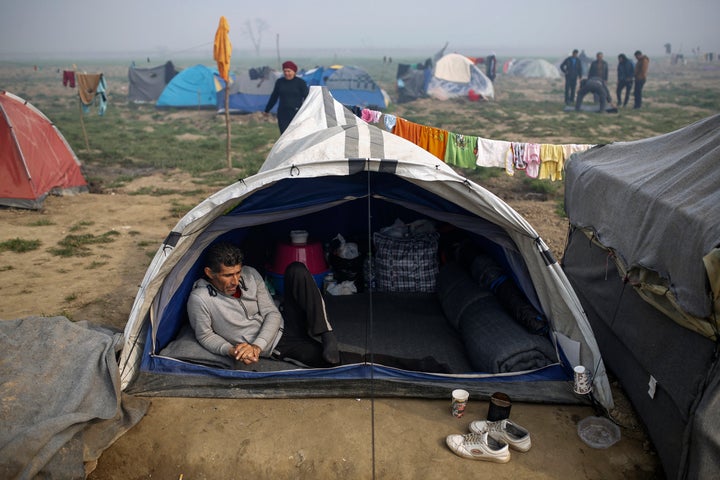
[271,241,328,275]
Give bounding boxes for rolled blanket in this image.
[437,262,493,329]
[459,294,556,373]
[470,253,549,335]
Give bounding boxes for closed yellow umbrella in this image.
[213,16,233,168]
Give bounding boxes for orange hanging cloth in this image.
[213,16,232,82]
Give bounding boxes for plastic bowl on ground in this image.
[577,416,621,449]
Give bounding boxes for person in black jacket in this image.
[616,53,635,107]
[560,49,583,105]
[588,51,609,83]
[264,60,309,134]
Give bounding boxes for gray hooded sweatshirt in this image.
[187,266,283,357]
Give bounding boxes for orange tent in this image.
[0,91,87,209]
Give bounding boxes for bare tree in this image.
[241,18,269,56]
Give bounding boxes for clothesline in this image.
[356,106,594,182]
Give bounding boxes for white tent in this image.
[426,53,494,100]
[118,87,610,409]
[507,58,562,79]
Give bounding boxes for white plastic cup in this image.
[574,365,593,395]
[451,389,469,418]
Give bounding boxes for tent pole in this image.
[225,87,232,169]
[276,34,281,67]
[78,96,90,152]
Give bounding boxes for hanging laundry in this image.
[511,142,528,171]
[76,73,108,116]
[383,114,397,132]
[524,143,541,178]
[525,143,540,178]
[94,75,108,116]
[538,144,566,181]
[393,117,423,145]
[562,143,594,162]
[361,108,382,123]
[425,126,449,160]
[445,133,478,169]
[386,113,594,178]
[76,73,101,105]
[62,70,75,88]
[476,137,511,169]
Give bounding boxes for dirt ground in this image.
[8,58,718,479]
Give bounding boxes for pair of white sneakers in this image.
[446,419,532,463]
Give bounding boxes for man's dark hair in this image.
[572,49,578,55]
[204,242,244,273]
[634,50,642,56]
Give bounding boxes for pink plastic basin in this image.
[271,241,328,275]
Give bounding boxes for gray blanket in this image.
[0,316,149,479]
[437,262,556,373]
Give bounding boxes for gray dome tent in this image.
[119,87,611,410]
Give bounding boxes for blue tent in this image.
[156,64,222,108]
[216,66,281,114]
[301,65,387,109]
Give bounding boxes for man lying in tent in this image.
[187,242,341,367]
[187,242,450,371]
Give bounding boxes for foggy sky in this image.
[1,0,718,61]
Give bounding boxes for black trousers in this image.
[564,77,578,104]
[633,78,646,108]
[616,80,633,106]
[274,262,332,367]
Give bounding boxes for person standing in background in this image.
[485,53,497,81]
[560,49,583,105]
[588,52,609,83]
[616,53,635,107]
[264,60,309,134]
[633,50,650,109]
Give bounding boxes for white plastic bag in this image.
[333,233,359,259]
[327,280,357,296]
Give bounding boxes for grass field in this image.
[2,54,718,191]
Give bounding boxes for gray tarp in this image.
[0,316,149,479]
[565,113,720,319]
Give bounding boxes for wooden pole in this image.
[225,87,231,169]
[78,96,90,152]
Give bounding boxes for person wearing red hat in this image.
[264,60,309,133]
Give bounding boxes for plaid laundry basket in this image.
[373,231,440,292]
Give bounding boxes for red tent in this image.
[0,91,87,209]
